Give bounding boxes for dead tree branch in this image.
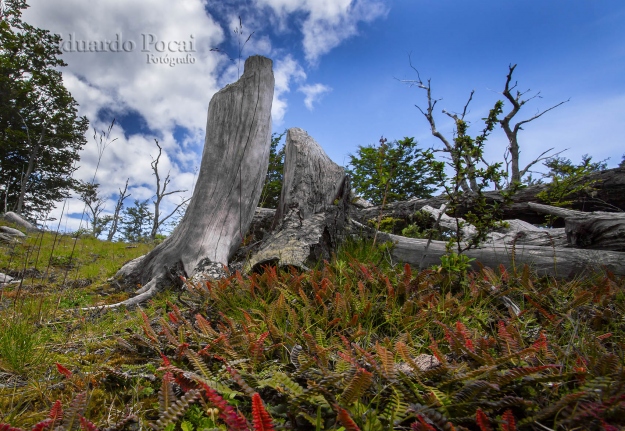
[500,64,569,184]
[149,139,188,239]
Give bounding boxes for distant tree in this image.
[148,139,190,240]
[258,131,286,208]
[499,64,569,185]
[347,137,437,205]
[76,181,111,237]
[0,1,88,218]
[120,199,153,243]
[107,178,130,241]
[620,154,625,168]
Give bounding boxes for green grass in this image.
[0,220,624,430]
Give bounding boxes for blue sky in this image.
[22,0,625,231]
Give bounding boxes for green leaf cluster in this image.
[0,1,88,218]
[347,137,437,205]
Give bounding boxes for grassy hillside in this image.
[1,220,624,430]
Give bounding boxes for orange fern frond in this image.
[49,399,63,424]
[79,416,99,431]
[335,405,361,431]
[201,382,249,431]
[500,409,516,431]
[476,409,493,431]
[531,331,548,355]
[251,393,275,431]
[56,362,72,379]
[140,310,159,344]
[411,415,436,431]
[340,367,373,405]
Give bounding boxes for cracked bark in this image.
[246,128,350,272]
[91,56,274,309]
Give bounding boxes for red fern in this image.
[49,400,63,422]
[30,420,53,431]
[250,332,269,364]
[335,406,361,431]
[79,416,100,431]
[55,362,72,378]
[251,393,275,431]
[160,353,172,367]
[531,331,548,354]
[476,409,493,431]
[411,415,436,431]
[201,382,249,431]
[455,321,475,352]
[500,409,516,431]
[0,425,24,431]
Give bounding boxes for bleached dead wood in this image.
[528,202,625,251]
[246,128,350,272]
[384,233,625,277]
[89,56,274,309]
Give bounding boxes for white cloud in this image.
[22,0,220,230]
[272,55,306,123]
[298,83,331,110]
[254,0,388,63]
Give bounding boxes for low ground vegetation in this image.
[1,219,624,431]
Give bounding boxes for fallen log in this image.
[384,233,625,277]
[354,166,625,226]
[90,56,275,309]
[527,202,625,251]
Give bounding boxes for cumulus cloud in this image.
[22,0,224,228]
[254,0,388,63]
[272,55,307,123]
[20,0,386,232]
[298,83,331,110]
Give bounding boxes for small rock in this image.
[0,272,15,284]
[0,226,26,237]
[395,354,442,375]
[190,258,229,284]
[2,211,38,231]
[0,233,17,243]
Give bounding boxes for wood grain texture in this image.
[106,56,274,306]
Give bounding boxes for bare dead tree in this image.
[149,139,190,240]
[76,181,109,236]
[398,57,480,192]
[107,178,130,241]
[500,64,569,184]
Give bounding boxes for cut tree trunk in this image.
[92,56,275,309]
[527,202,625,251]
[384,233,625,277]
[245,128,350,272]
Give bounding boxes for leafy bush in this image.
[347,137,437,205]
[259,131,286,209]
[538,154,609,225]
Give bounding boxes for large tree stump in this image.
[245,128,350,271]
[96,56,274,308]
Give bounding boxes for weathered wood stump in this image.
[528,202,625,251]
[245,128,350,271]
[95,55,275,308]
